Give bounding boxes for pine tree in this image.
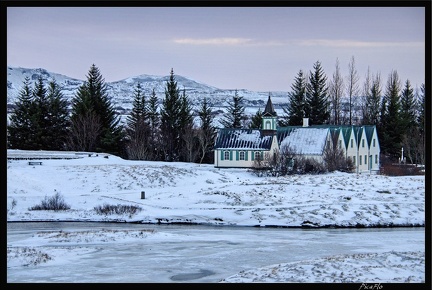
[219,89,246,129]
[125,83,151,160]
[380,70,402,160]
[305,61,330,125]
[160,68,182,161]
[197,97,216,164]
[249,109,263,129]
[362,73,382,125]
[147,88,161,160]
[44,79,70,150]
[8,77,37,149]
[399,80,421,164]
[399,80,417,133]
[280,70,306,126]
[31,75,49,149]
[178,88,196,162]
[8,77,70,150]
[69,64,124,155]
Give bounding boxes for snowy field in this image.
[7,149,426,283]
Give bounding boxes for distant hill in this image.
[7,66,288,113]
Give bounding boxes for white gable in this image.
[280,128,329,155]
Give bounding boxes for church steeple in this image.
[263,94,277,117]
[262,94,277,130]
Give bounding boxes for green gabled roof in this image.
[363,125,376,146]
[214,128,274,150]
[276,127,300,145]
[340,127,352,149]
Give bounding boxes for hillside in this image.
[7,66,288,113]
[7,149,425,228]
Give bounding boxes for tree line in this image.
[7,58,425,165]
[7,65,216,164]
[219,57,425,165]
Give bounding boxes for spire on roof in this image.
[263,94,277,117]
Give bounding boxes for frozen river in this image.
[7,222,425,283]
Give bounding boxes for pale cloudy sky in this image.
[7,5,426,92]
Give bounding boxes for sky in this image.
[6,5,427,92]
[7,149,426,282]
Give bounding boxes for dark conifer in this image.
[197,97,216,164]
[160,68,182,161]
[69,64,124,155]
[7,77,37,149]
[280,70,306,126]
[305,61,330,125]
[219,90,246,129]
[249,109,263,129]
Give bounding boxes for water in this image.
[7,222,425,283]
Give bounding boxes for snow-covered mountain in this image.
[7,66,288,114]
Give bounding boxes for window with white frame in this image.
[353,156,356,165]
[373,139,376,147]
[375,154,378,164]
[364,155,367,164]
[224,151,229,160]
[254,151,262,161]
[362,139,365,147]
[351,139,353,148]
[359,155,362,165]
[239,151,245,160]
[339,140,342,148]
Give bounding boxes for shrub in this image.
[29,192,71,211]
[94,203,142,216]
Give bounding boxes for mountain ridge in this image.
[7,66,288,111]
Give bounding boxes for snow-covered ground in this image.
[7,150,426,283]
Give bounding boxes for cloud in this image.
[173,38,252,45]
[173,38,284,46]
[295,39,423,48]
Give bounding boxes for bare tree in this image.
[182,125,199,163]
[346,56,360,125]
[67,111,102,151]
[125,118,151,160]
[323,132,354,172]
[196,127,214,164]
[328,58,345,125]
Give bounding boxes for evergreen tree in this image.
[178,88,196,162]
[280,70,306,126]
[305,61,330,125]
[8,77,37,149]
[417,83,425,135]
[399,80,417,133]
[8,77,70,150]
[219,89,246,129]
[32,75,49,149]
[69,64,124,155]
[197,97,216,164]
[160,68,182,161]
[249,109,263,129]
[125,83,151,160]
[380,70,402,160]
[126,83,147,130]
[147,88,161,160]
[44,79,70,150]
[362,73,382,125]
[400,80,421,165]
[415,83,425,165]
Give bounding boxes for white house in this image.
[214,95,380,173]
